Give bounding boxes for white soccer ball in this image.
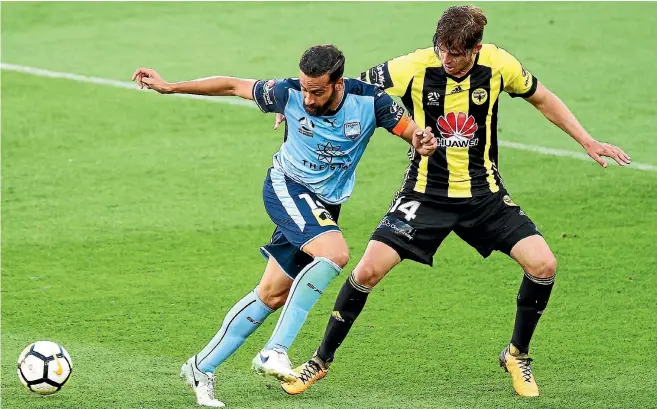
[17,341,72,395]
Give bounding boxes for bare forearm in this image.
[525,83,631,167]
[530,87,595,148]
[169,76,256,98]
[398,122,418,145]
[398,119,437,156]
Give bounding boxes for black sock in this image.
[317,272,372,364]
[511,271,555,354]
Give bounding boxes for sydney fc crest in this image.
[344,122,362,140]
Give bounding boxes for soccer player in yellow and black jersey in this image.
[280,5,631,398]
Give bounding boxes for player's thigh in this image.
[510,235,557,278]
[257,257,294,309]
[370,192,455,267]
[262,167,342,254]
[455,190,543,259]
[352,240,402,288]
[260,225,316,278]
[302,230,349,268]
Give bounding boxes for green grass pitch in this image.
[2,2,656,408]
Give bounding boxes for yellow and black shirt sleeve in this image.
[360,51,420,97]
[498,48,538,98]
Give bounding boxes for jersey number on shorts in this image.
[299,194,337,227]
[389,197,421,221]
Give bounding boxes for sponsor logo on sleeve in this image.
[521,67,531,87]
[368,62,393,89]
[389,102,405,121]
[262,79,276,105]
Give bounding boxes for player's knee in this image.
[261,292,288,310]
[332,250,350,268]
[353,261,384,288]
[526,254,557,279]
[257,284,289,310]
[322,248,349,269]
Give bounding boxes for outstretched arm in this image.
[525,83,631,168]
[132,68,256,99]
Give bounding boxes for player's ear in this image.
[473,43,483,54]
[334,78,344,92]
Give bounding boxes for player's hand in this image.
[274,113,286,130]
[584,140,631,168]
[413,127,437,156]
[131,68,173,94]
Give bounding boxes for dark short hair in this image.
[434,5,487,54]
[299,44,345,83]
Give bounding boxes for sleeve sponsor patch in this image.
[253,79,290,114]
[373,91,408,133]
[261,79,276,106]
[367,62,394,89]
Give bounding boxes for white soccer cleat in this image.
[251,348,297,383]
[180,356,225,407]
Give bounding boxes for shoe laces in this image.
[199,372,216,400]
[517,357,533,383]
[272,350,292,368]
[298,360,323,384]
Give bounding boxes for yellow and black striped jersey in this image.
[361,44,538,198]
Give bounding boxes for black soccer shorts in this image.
[370,189,542,265]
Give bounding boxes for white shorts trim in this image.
[270,168,306,232]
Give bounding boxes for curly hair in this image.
[434,6,487,54]
[299,44,345,83]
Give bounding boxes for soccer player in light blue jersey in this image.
[132,44,437,407]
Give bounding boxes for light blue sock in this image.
[264,257,341,352]
[196,287,274,373]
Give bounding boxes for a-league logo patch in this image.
[344,122,361,140]
[298,116,315,137]
[427,91,440,106]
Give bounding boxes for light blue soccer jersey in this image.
[252,78,407,204]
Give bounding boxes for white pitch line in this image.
[498,141,656,172]
[0,63,253,107]
[2,62,654,173]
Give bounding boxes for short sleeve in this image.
[373,90,411,136]
[252,79,292,113]
[498,48,538,98]
[360,51,423,97]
